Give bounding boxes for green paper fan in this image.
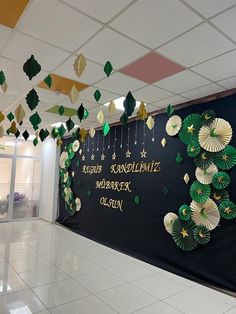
[187,140,201,158]
[190,180,211,203]
[179,114,202,145]
[219,201,236,219]
[194,226,211,245]
[211,188,229,204]
[179,205,191,221]
[201,110,216,125]
[212,172,230,189]
[172,219,198,251]
[194,150,214,168]
[215,145,236,170]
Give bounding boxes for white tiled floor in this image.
[0,220,235,314]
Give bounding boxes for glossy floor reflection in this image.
[0,220,235,314]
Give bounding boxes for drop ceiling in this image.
[0,0,236,132]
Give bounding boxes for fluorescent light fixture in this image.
[51,122,79,129]
[103,96,142,111]
[4,142,16,147]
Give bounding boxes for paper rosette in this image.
[195,164,218,185]
[164,212,178,234]
[194,226,211,245]
[215,145,236,170]
[219,201,236,219]
[198,118,232,152]
[179,205,191,221]
[190,180,211,203]
[172,219,198,251]
[190,199,220,230]
[60,151,68,169]
[179,114,202,145]
[187,140,201,158]
[194,150,214,168]
[166,115,182,136]
[75,197,81,212]
[211,188,229,204]
[212,172,230,189]
[72,140,80,152]
[201,110,216,126]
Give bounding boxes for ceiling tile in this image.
[184,0,236,18]
[0,94,20,111]
[217,76,236,89]
[180,83,225,100]
[35,88,67,104]
[154,70,211,93]
[55,55,106,84]
[16,0,102,51]
[2,31,70,72]
[152,95,188,108]
[62,0,133,22]
[0,25,12,51]
[0,0,29,28]
[157,23,235,67]
[110,0,202,48]
[81,28,149,69]
[95,72,146,95]
[132,85,174,103]
[192,50,236,81]
[211,7,236,42]
[80,86,121,104]
[0,80,29,96]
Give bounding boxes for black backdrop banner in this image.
[57,93,236,293]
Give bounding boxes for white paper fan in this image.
[166,115,182,136]
[164,212,178,234]
[195,163,218,185]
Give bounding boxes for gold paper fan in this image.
[190,199,220,230]
[198,118,232,152]
[195,163,218,185]
[166,115,182,136]
[164,212,178,234]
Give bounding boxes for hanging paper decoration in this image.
[194,226,211,245]
[23,55,41,80]
[79,128,87,142]
[146,116,155,130]
[75,198,82,211]
[179,205,191,221]
[15,104,25,124]
[0,70,6,85]
[161,138,167,147]
[164,213,178,234]
[190,199,220,231]
[172,219,198,251]
[215,145,236,170]
[83,108,89,119]
[134,196,140,205]
[77,104,85,122]
[44,74,52,88]
[22,130,29,141]
[219,201,236,220]
[102,122,110,136]
[74,54,86,77]
[179,114,202,145]
[26,89,39,111]
[136,101,147,120]
[72,140,80,152]
[120,112,128,125]
[33,137,38,147]
[1,82,7,93]
[0,111,5,123]
[58,106,65,116]
[166,104,174,117]
[108,100,116,115]
[89,128,95,138]
[0,125,4,138]
[194,150,214,169]
[39,129,49,142]
[15,130,20,138]
[9,121,17,134]
[69,85,79,104]
[123,91,135,116]
[166,115,182,136]
[97,110,104,124]
[94,89,101,102]
[7,112,14,122]
[201,110,216,125]
[187,140,201,158]
[29,112,41,130]
[198,118,232,152]
[176,152,183,164]
[162,186,169,197]
[195,164,218,185]
[72,127,80,140]
[104,61,113,77]
[57,124,66,138]
[211,188,229,204]
[66,118,75,132]
[190,180,211,203]
[212,171,230,189]
[51,127,59,139]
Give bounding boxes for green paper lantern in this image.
[201,110,216,125]
[179,205,191,221]
[94,89,101,102]
[58,106,65,116]
[134,196,140,205]
[172,219,198,251]
[0,70,6,85]
[166,104,174,117]
[215,145,236,170]
[66,118,75,132]
[26,88,39,111]
[212,172,230,190]
[33,137,38,147]
[190,180,211,203]
[176,152,183,164]
[102,122,110,136]
[219,201,236,219]
[104,61,113,77]
[194,226,211,245]
[123,91,136,116]
[194,150,214,168]
[179,114,202,145]
[211,188,229,204]
[163,186,169,197]
[23,55,41,80]
[187,140,201,158]
[7,112,14,122]
[44,74,52,88]
[120,112,128,125]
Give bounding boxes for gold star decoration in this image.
[222,154,229,161]
[180,228,189,238]
[224,207,232,214]
[91,154,95,160]
[112,153,116,160]
[126,150,131,158]
[82,155,85,161]
[101,153,105,160]
[187,124,195,134]
[140,149,147,158]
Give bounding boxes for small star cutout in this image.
[224,207,232,214]
[187,124,195,134]
[112,153,116,160]
[140,149,147,158]
[125,150,131,158]
[222,154,229,161]
[82,155,85,161]
[180,228,189,238]
[101,153,105,160]
[91,154,95,160]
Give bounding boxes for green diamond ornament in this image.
[102,122,110,136]
[33,137,38,147]
[120,112,128,125]
[87,190,92,197]
[23,55,41,80]
[134,195,140,205]
[104,61,113,77]
[176,152,183,164]
[0,71,6,85]
[83,108,89,119]
[58,105,65,116]
[58,124,66,137]
[123,91,136,116]
[219,200,236,219]
[22,130,29,141]
[94,89,101,102]
[166,104,174,117]
[194,226,211,245]
[15,130,20,138]
[190,180,211,203]
[26,89,39,111]
[77,104,85,121]
[66,118,75,132]
[51,127,59,139]
[29,112,41,128]
[7,112,14,122]
[44,74,52,88]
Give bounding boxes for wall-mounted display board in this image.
[57,93,236,293]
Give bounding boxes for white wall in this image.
[39,138,59,222]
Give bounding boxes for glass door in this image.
[0,157,13,221]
